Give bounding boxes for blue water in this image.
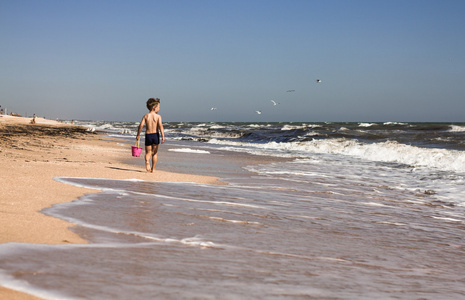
[1,122,465,299]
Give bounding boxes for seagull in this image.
[255,111,262,114]
[210,107,217,110]
[286,90,295,92]
[270,100,278,106]
[316,79,321,83]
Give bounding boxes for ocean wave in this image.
[78,121,138,136]
[281,124,305,131]
[358,123,376,127]
[208,138,465,172]
[383,122,408,126]
[209,125,227,129]
[281,124,322,131]
[449,125,465,132]
[296,140,465,172]
[303,131,324,137]
[184,127,244,139]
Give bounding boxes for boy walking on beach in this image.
[136,98,165,172]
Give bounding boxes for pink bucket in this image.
[132,141,142,157]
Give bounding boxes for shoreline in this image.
[0,115,220,299]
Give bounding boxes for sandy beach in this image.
[0,115,219,299]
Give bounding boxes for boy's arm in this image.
[158,115,165,143]
[136,116,146,140]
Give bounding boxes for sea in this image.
[1,121,465,299]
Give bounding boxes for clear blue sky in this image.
[1,0,464,122]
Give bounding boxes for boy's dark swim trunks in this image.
[145,132,160,146]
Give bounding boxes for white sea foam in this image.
[360,202,393,208]
[359,123,376,127]
[281,124,323,131]
[207,138,465,172]
[281,124,304,130]
[383,122,408,125]
[430,216,463,223]
[168,148,210,154]
[304,131,324,137]
[281,124,301,130]
[180,236,223,249]
[449,125,465,132]
[79,122,138,137]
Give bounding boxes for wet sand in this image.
[0,115,219,299]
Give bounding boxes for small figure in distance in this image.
[136,98,165,173]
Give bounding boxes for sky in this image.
[1,0,464,122]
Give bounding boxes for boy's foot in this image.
[145,161,151,172]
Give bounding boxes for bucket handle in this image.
[135,140,140,148]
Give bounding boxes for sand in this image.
[0,115,220,299]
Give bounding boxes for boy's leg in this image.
[145,145,152,172]
[151,145,159,172]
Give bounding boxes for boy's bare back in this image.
[143,111,162,134]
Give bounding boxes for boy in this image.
[136,98,165,172]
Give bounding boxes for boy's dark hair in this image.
[146,98,160,111]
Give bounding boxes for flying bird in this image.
[255,111,262,114]
[286,90,295,92]
[270,100,278,106]
[210,107,217,110]
[316,79,321,83]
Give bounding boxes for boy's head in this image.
[146,98,160,111]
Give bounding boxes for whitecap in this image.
[359,123,375,127]
[449,125,465,132]
[207,138,465,172]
